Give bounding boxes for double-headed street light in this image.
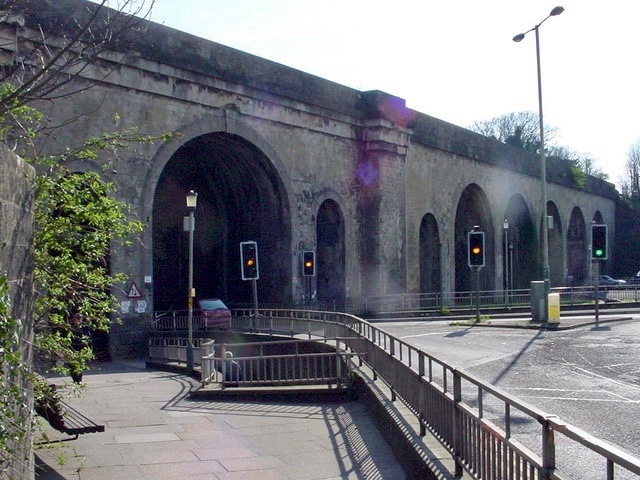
[185,190,197,371]
[513,6,564,322]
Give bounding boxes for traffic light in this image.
[591,224,607,260]
[468,230,485,268]
[240,241,259,280]
[302,250,316,276]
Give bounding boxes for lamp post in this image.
[503,219,509,304]
[513,6,564,322]
[185,190,197,372]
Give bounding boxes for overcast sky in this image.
[117,0,639,187]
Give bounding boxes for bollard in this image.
[548,293,560,323]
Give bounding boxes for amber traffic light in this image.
[302,250,316,276]
[240,241,259,280]
[468,231,485,268]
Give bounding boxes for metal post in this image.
[513,7,564,322]
[541,416,557,480]
[503,220,509,305]
[475,268,481,322]
[252,278,259,330]
[594,261,600,325]
[186,209,195,371]
[536,25,551,323]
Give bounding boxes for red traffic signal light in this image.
[302,250,315,276]
[468,231,485,268]
[240,241,259,280]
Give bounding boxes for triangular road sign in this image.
[127,282,143,299]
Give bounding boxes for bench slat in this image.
[36,392,105,439]
[57,400,105,435]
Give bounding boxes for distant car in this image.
[198,298,232,328]
[598,275,627,286]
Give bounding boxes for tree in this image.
[0,0,162,376]
[619,139,640,209]
[0,0,170,478]
[469,111,557,154]
[469,112,609,183]
[548,145,609,183]
[33,155,144,381]
[0,0,154,153]
[0,2,167,475]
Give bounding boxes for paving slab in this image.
[34,360,408,480]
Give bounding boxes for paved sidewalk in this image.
[34,360,407,480]
[34,314,635,479]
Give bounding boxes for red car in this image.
[198,298,232,328]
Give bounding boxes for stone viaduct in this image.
[3,0,618,352]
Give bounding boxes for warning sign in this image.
[126,282,143,299]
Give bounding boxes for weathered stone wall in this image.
[0,0,620,354]
[0,143,35,479]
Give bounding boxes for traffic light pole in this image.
[474,267,481,323]
[251,278,259,330]
[593,261,600,326]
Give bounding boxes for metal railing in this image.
[152,311,207,330]
[200,339,351,388]
[151,285,640,333]
[223,308,640,480]
[148,337,212,364]
[344,285,640,315]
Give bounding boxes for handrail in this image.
[152,285,640,327]
[224,308,640,480]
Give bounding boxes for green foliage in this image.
[0,75,171,381]
[33,164,144,377]
[569,161,587,188]
[0,84,170,380]
[0,277,32,473]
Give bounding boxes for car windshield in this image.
[199,299,227,310]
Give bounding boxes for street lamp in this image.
[185,190,197,371]
[513,6,564,322]
[503,219,509,301]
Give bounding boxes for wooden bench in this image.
[35,385,105,443]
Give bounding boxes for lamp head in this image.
[186,190,198,210]
[512,33,525,42]
[550,6,564,16]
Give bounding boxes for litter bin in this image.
[531,281,546,322]
[548,293,560,323]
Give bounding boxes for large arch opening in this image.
[547,202,563,286]
[152,133,291,310]
[419,213,441,293]
[537,201,564,286]
[503,195,536,289]
[454,184,494,291]
[316,199,345,309]
[567,207,587,285]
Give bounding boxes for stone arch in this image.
[316,199,345,309]
[567,206,587,285]
[503,194,535,289]
[454,184,494,291]
[142,110,294,296]
[593,210,604,224]
[547,202,563,286]
[151,129,292,310]
[537,201,564,286]
[419,213,441,293]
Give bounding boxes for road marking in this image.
[400,332,450,338]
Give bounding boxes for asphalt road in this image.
[375,316,640,480]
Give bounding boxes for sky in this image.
[118,0,640,187]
